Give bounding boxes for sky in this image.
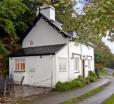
[75,0,85,15]
[75,0,114,54]
[102,37,114,54]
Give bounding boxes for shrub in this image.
[112,72,114,76]
[55,81,71,91]
[85,77,90,84]
[55,77,86,91]
[55,71,98,92]
[88,71,97,82]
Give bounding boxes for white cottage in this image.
[9,6,95,88]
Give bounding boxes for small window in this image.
[58,57,67,72]
[74,57,79,72]
[30,40,33,46]
[15,59,25,72]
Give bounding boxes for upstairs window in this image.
[30,40,33,46]
[15,59,25,72]
[59,57,67,72]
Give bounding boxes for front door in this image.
[82,59,85,77]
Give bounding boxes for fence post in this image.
[4,80,6,96]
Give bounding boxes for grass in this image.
[99,69,107,76]
[103,94,114,104]
[63,82,110,104]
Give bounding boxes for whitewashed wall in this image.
[9,58,27,84]
[9,43,94,87]
[22,19,68,48]
[81,44,95,77]
[9,55,55,87]
[55,44,69,83]
[55,41,95,84]
[68,42,82,80]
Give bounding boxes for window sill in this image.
[59,71,67,72]
[14,71,26,72]
[74,71,80,73]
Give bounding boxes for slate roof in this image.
[9,44,66,57]
[21,13,73,42]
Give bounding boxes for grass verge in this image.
[103,94,114,104]
[62,82,110,104]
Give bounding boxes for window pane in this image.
[15,59,25,71]
[74,57,79,72]
[59,57,67,72]
[15,63,19,71]
[88,60,91,70]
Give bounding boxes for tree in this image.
[74,0,114,42]
[0,0,27,76]
[0,0,27,37]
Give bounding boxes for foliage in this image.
[63,86,104,104]
[0,0,74,76]
[55,71,97,92]
[0,0,27,37]
[88,71,97,82]
[94,41,114,69]
[74,0,114,42]
[0,0,114,76]
[0,37,20,76]
[103,94,114,104]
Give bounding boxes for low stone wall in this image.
[14,85,51,97]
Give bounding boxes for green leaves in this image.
[0,0,27,37]
[76,0,114,42]
[0,42,9,57]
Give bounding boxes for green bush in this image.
[88,71,97,82]
[56,81,70,91]
[55,76,86,91]
[112,72,114,76]
[85,77,90,84]
[55,71,98,92]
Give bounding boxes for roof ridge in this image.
[21,13,73,43]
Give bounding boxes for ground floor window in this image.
[74,57,79,72]
[15,59,25,71]
[58,57,67,72]
[88,59,91,70]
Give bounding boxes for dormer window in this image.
[30,40,33,46]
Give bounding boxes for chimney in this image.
[37,5,55,21]
[68,31,77,38]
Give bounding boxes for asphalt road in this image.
[32,76,111,104]
[78,68,114,104]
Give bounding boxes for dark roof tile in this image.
[9,44,66,57]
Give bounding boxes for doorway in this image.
[82,59,85,77]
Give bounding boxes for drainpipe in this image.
[68,39,70,81]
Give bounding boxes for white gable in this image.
[22,19,68,48]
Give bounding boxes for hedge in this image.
[55,71,97,92]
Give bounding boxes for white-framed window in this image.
[74,57,79,72]
[30,40,33,46]
[88,59,91,70]
[58,57,67,72]
[15,59,25,72]
[87,56,92,70]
